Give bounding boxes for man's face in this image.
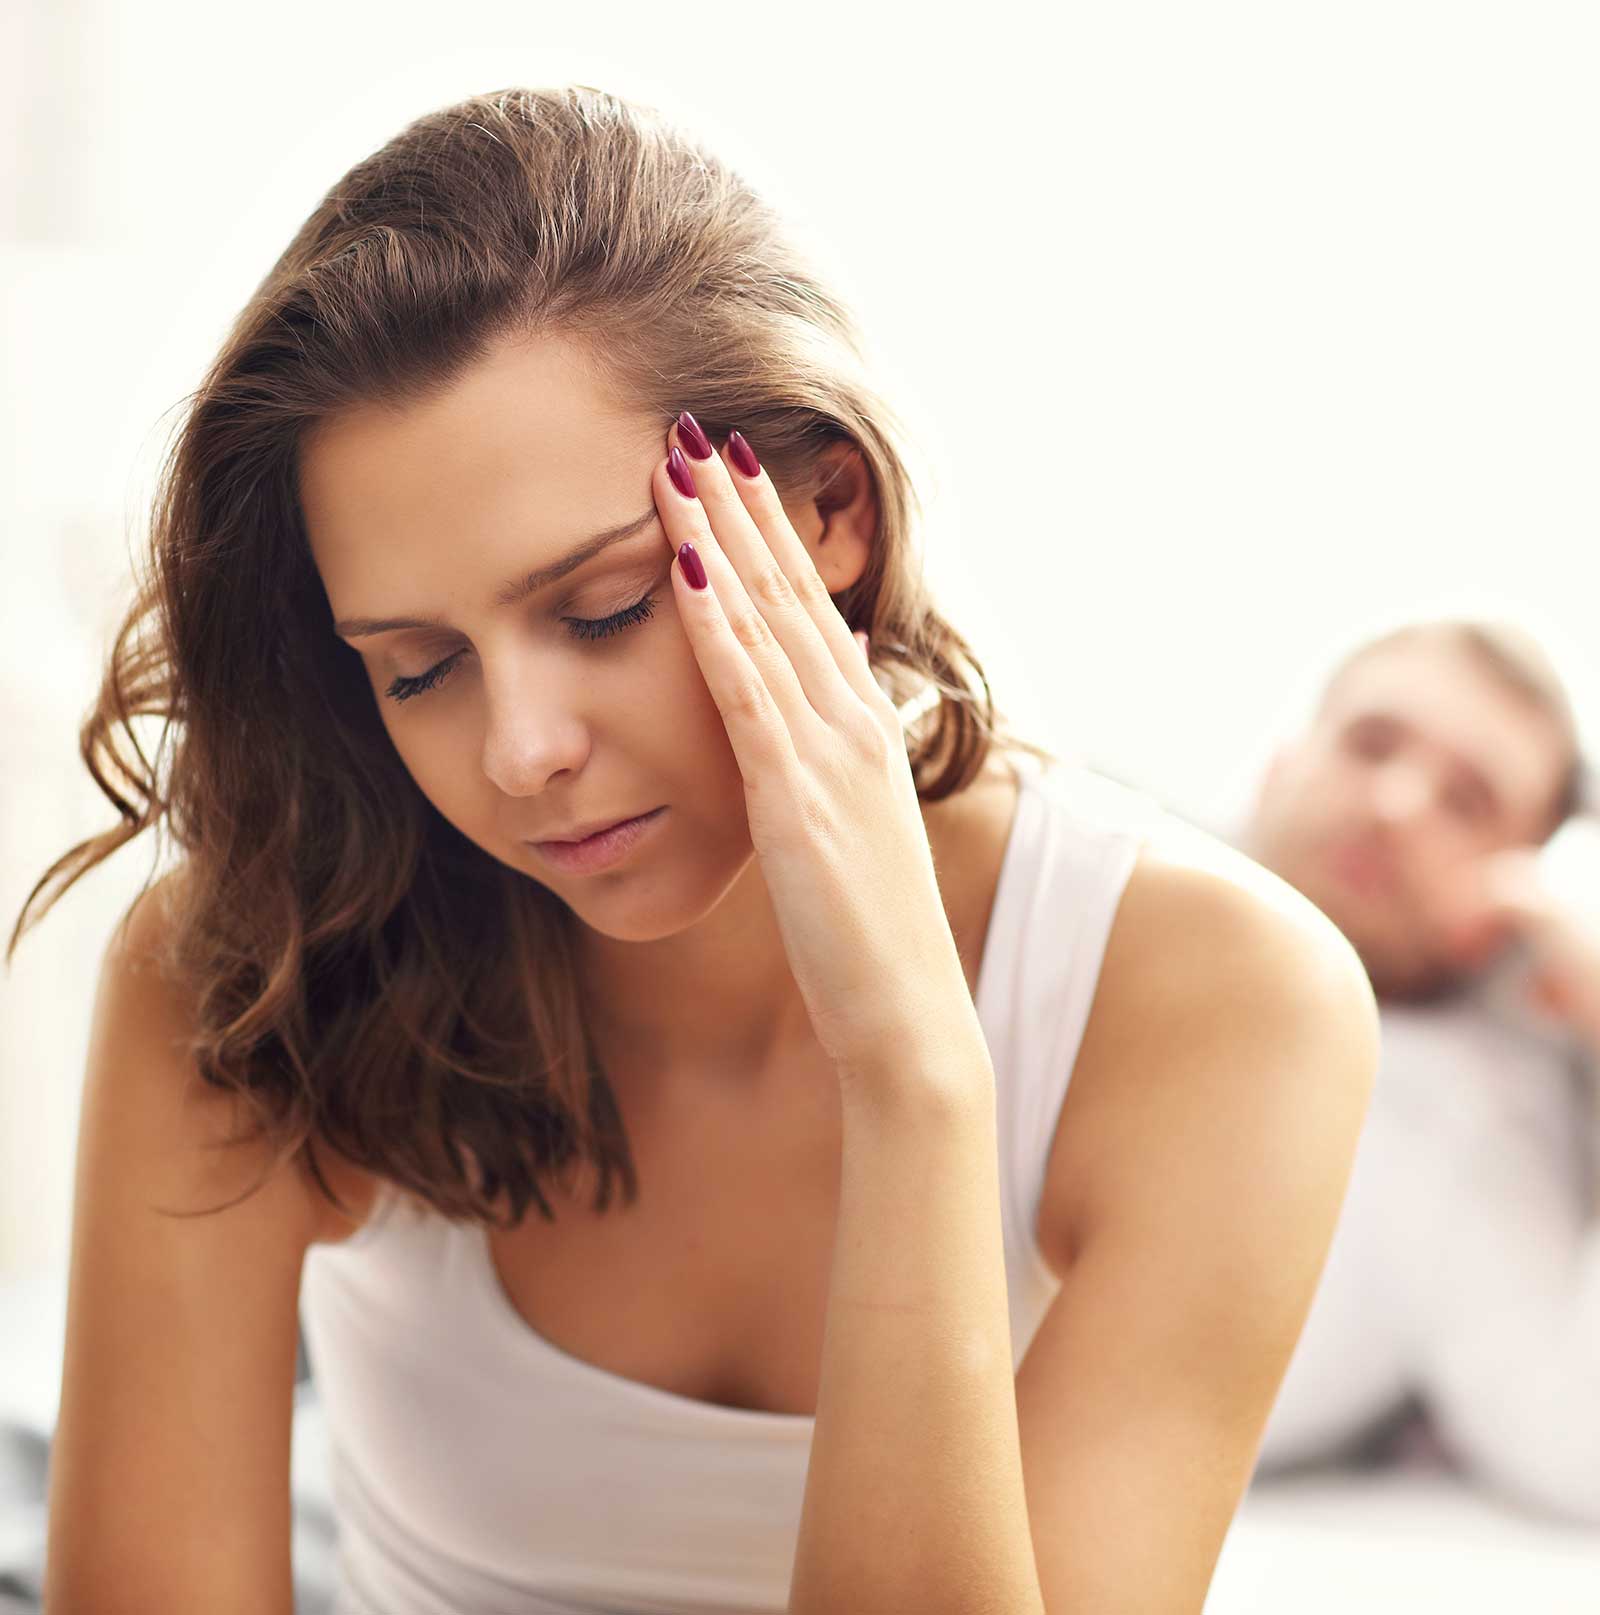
[1245,638,1568,1001]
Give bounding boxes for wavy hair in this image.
[6,84,1056,1229]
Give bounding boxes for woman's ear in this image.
[800,442,878,595]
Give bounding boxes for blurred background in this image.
[3,2,1598,1610]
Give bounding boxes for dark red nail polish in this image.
[678,541,707,590]
[677,410,713,460]
[666,446,697,499]
[728,431,761,478]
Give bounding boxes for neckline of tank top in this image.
[456,756,1056,1426]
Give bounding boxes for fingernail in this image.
[676,411,714,460]
[728,430,761,479]
[677,541,708,590]
[667,446,697,499]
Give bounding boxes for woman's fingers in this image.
[655,442,818,772]
[661,417,883,727]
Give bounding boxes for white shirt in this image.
[1206,815,1600,1525]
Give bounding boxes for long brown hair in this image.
[6,85,1054,1229]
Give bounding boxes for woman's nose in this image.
[478,677,588,796]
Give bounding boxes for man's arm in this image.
[1406,1040,1600,1524]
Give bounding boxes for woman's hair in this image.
[1317,613,1592,841]
[7,85,1055,1229]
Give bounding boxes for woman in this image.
[14,84,1379,1614]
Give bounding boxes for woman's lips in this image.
[529,807,667,874]
[537,811,647,845]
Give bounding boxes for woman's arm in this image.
[1013,859,1378,1611]
[787,856,1379,1615]
[46,879,318,1615]
[787,1023,1044,1615]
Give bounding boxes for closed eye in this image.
[382,590,661,704]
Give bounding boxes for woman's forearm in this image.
[787,1020,1048,1615]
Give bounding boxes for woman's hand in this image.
[652,412,980,1089]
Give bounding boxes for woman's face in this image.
[299,333,823,939]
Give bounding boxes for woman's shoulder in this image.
[118,864,392,1248]
[1083,809,1379,1114]
[1041,820,1378,1266]
[1115,812,1369,1003]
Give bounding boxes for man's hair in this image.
[1317,615,1591,842]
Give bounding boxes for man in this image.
[1197,613,1600,1525]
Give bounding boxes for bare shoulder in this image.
[1037,818,1380,1273]
[52,865,342,1607]
[114,865,383,1247]
[1107,816,1377,1008]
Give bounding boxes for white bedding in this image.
[1209,1461,1600,1612]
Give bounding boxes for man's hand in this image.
[1439,847,1600,1047]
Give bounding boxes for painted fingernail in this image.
[678,541,708,590]
[728,430,761,479]
[667,446,697,499]
[676,411,714,460]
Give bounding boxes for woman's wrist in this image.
[834,1001,996,1122]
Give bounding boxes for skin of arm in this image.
[787,1021,1045,1615]
[787,858,1380,1615]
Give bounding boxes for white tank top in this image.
[299,755,1173,1614]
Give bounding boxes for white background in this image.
[2,1,1596,1278]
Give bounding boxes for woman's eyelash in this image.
[565,591,659,643]
[382,592,660,704]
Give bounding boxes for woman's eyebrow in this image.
[333,508,660,638]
